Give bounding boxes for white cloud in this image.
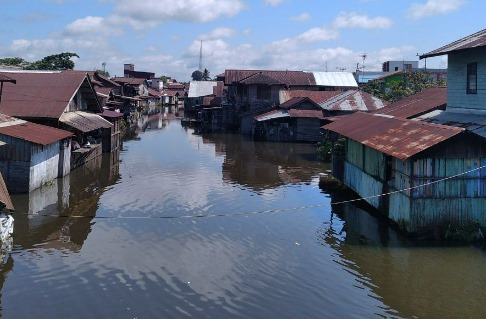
[296,27,340,43]
[199,27,237,41]
[64,16,122,37]
[333,12,392,29]
[407,0,465,20]
[112,0,245,29]
[291,13,311,22]
[264,0,285,6]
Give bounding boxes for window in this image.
[467,62,477,94]
[256,85,271,100]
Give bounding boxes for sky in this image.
[0,0,483,82]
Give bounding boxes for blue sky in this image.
[0,0,483,81]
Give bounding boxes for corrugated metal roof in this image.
[425,110,486,138]
[239,73,283,85]
[280,90,342,105]
[320,90,388,111]
[288,109,325,119]
[323,112,464,160]
[254,109,289,121]
[375,87,446,119]
[0,121,72,145]
[0,70,101,119]
[310,72,358,88]
[187,81,219,98]
[112,77,146,85]
[60,111,112,132]
[224,69,315,86]
[421,28,486,59]
[101,109,123,118]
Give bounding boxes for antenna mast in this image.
[199,41,203,72]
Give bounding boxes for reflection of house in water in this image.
[12,153,120,251]
[317,181,486,319]
[201,134,325,191]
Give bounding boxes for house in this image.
[255,89,388,143]
[100,109,124,153]
[0,70,113,169]
[323,29,486,236]
[221,69,358,134]
[123,64,155,80]
[324,112,486,234]
[254,97,329,142]
[0,113,72,193]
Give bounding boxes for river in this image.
[2,118,486,318]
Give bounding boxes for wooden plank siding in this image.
[447,47,486,111]
[342,134,486,233]
[294,118,321,142]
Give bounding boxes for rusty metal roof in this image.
[421,28,486,59]
[60,111,112,132]
[288,109,325,119]
[101,109,123,118]
[224,69,315,86]
[239,73,283,85]
[0,120,72,145]
[0,70,101,119]
[112,77,147,86]
[320,90,388,112]
[323,112,464,160]
[375,87,446,119]
[280,90,342,105]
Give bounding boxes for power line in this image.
[11,162,486,220]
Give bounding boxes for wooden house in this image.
[254,97,329,142]
[323,29,486,236]
[324,112,486,234]
[220,69,358,134]
[0,114,72,193]
[0,70,113,169]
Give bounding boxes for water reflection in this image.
[319,180,486,319]
[201,133,327,191]
[11,152,120,251]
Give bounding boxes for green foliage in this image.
[361,70,446,102]
[0,57,30,68]
[25,52,79,70]
[95,69,110,78]
[317,134,345,162]
[202,68,211,81]
[191,70,203,81]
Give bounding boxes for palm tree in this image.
[202,68,211,81]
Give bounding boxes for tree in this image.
[25,52,79,70]
[95,69,110,78]
[361,70,446,102]
[202,68,211,81]
[191,70,203,81]
[0,57,30,68]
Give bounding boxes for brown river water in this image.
[2,118,486,318]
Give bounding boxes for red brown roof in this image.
[280,90,343,105]
[375,87,446,119]
[0,120,72,145]
[323,112,464,160]
[0,71,101,119]
[224,69,315,86]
